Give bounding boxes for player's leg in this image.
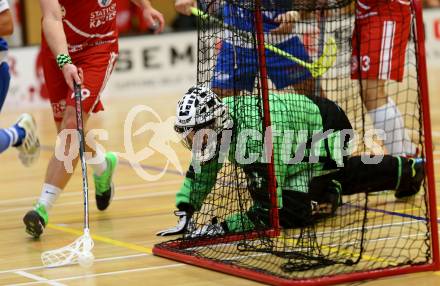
[307,155,424,220]
[352,12,414,155]
[23,50,118,238]
[0,60,40,163]
[28,112,111,232]
[0,126,21,154]
[23,49,71,238]
[24,106,115,238]
[23,106,94,238]
[324,155,424,198]
[363,79,415,155]
[0,115,36,157]
[69,51,119,211]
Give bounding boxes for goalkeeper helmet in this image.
[175,86,232,161]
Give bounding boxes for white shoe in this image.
[15,113,40,167]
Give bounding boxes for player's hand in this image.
[61,64,82,91]
[175,0,195,16]
[271,11,300,34]
[143,6,165,34]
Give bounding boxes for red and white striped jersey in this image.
[356,0,411,19]
[58,0,118,52]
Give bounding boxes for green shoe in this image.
[94,152,118,211]
[23,203,48,238]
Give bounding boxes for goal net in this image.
[153,1,439,285]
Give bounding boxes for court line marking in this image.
[0,190,177,214]
[0,179,183,205]
[7,264,185,286]
[0,253,149,275]
[47,224,153,254]
[278,235,393,265]
[48,205,173,224]
[14,271,66,286]
[348,204,440,223]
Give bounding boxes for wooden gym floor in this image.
[0,70,439,286]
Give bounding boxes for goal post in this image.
[153,0,439,285]
[413,0,440,271]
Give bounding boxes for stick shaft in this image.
[192,7,308,66]
[74,83,90,231]
[191,7,335,77]
[315,9,326,97]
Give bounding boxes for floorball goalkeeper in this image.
[156,86,424,236]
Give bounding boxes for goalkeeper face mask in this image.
[174,85,233,162]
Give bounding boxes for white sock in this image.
[38,183,62,211]
[4,127,19,146]
[368,98,416,156]
[88,148,108,176]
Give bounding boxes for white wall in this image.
[3,31,197,110]
[424,9,440,67]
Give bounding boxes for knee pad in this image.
[280,190,313,228]
[309,173,342,218]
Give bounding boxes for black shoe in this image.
[95,182,114,211]
[395,158,425,199]
[94,152,117,211]
[23,209,46,238]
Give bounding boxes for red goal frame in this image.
[153,1,439,285]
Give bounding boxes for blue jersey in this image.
[224,0,292,34]
[212,1,312,91]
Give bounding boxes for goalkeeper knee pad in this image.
[309,174,342,217]
[395,157,425,199]
[280,191,314,228]
[280,189,341,229]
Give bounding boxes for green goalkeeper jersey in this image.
[176,93,348,211]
